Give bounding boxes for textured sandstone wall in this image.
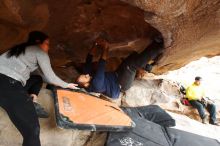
[0,0,49,53]
[122,0,220,73]
[0,0,220,74]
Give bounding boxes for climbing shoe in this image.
[210,121,220,126]
[34,102,49,118]
[202,115,208,124]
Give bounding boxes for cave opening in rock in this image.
[45,0,164,79]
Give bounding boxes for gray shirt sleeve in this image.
[36,50,68,88]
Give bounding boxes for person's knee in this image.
[197,104,204,110]
[30,75,43,86]
[35,75,43,85]
[192,102,204,111]
[209,103,216,111]
[191,101,203,108]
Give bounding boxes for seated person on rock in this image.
[76,34,164,99]
[186,76,219,125]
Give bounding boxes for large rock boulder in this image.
[122,0,220,73]
[0,0,220,74]
[123,78,180,107]
[0,0,49,53]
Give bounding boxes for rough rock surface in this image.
[122,0,220,73]
[122,75,220,123]
[0,78,220,146]
[0,0,49,53]
[0,0,220,74]
[122,79,175,106]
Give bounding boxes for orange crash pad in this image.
[52,88,134,131]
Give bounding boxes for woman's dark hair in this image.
[7,31,49,58]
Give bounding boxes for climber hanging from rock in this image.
[76,32,165,99]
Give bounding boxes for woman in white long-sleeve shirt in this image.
[0,31,78,146]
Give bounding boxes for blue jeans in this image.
[189,100,216,123]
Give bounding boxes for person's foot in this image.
[210,121,220,126]
[211,123,220,126]
[202,115,208,124]
[34,102,49,118]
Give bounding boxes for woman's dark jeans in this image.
[24,75,43,96]
[0,74,41,146]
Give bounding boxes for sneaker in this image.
[210,121,220,126]
[202,115,208,124]
[34,102,49,118]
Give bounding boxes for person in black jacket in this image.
[76,35,164,99]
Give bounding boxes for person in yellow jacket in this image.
[186,76,218,125]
